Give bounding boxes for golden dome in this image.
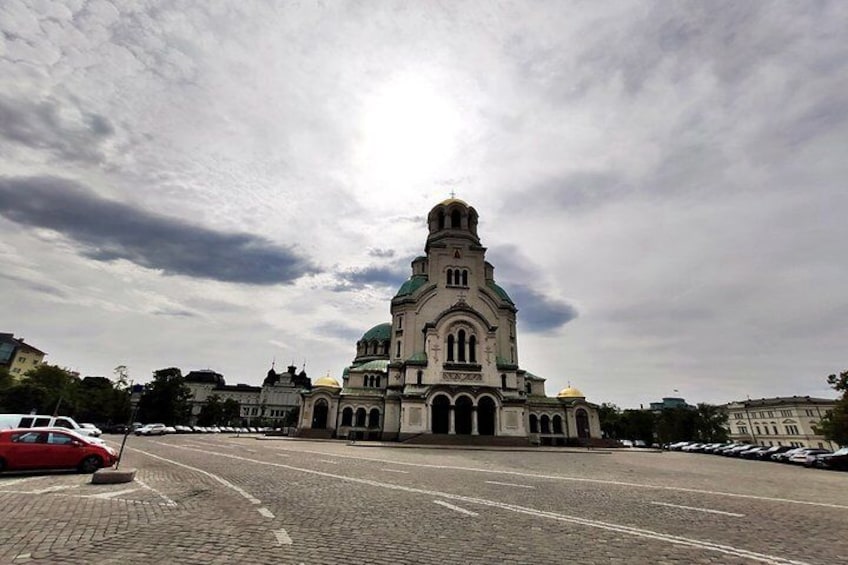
[314,374,341,388]
[439,197,469,207]
[557,386,585,398]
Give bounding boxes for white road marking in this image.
[650,501,744,517]
[0,476,46,487]
[135,477,178,507]
[89,488,139,499]
[485,480,535,489]
[257,507,275,518]
[170,444,811,565]
[381,468,410,474]
[14,553,31,560]
[316,459,337,464]
[434,499,478,516]
[241,442,848,511]
[273,528,293,545]
[135,443,262,504]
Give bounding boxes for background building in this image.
[724,396,837,449]
[298,198,601,444]
[0,333,47,379]
[185,365,306,426]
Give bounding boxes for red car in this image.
[0,428,117,474]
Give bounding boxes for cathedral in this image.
[298,198,601,444]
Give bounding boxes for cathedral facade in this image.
[298,198,600,444]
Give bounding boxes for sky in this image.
[1,1,846,408]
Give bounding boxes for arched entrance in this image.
[312,399,328,429]
[553,415,564,435]
[540,414,551,434]
[431,395,450,434]
[355,407,367,427]
[368,408,380,428]
[576,409,590,439]
[529,414,538,433]
[455,396,473,435]
[478,396,496,436]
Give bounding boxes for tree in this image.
[22,364,81,415]
[816,370,848,447]
[222,398,240,425]
[655,408,697,444]
[0,366,12,391]
[620,409,656,445]
[694,403,728,442]
[198,395,224,426]
[598,403,624,439]
[76,376,131,425]
[137,368,193,425]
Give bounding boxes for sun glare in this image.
[356,74,462,188]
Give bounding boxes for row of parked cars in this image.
[666,441,848,470]
[133,423,270,436]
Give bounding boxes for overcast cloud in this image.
[1,1,846,407]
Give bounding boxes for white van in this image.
[0,414,99,437]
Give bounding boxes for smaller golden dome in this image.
[557,386,585,398]
[439,197,469,207]
[314,374,341,388]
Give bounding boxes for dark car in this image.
[814,447,848,471]
[0,428,117,474]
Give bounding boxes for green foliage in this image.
[198,394,223,426]
[597,402,728,445]
[137,368,193,425]
[816,370,848,446]
[282,406,300,427]
[598,403,623,439]
[694,403,729,442]
[222,398,240,424]
[620,409,656,445]
[77,376,131,424]
[0,366,12,391]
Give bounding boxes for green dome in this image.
[394,274,428,298]
[361,322,391,342]
[486,281,514,305]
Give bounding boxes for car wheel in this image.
[0,457,6,473]
[78,455,103,474]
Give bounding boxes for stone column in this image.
[449,406,455,435]
[471,407,478,435]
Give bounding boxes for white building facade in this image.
[298,198,600,444]
[724,396,838,449]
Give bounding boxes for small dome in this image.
[361,322,391,342]
[557,386,585,398]
[314,374,341,388]
[439,197,469,207]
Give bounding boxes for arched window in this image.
[525,382,531,394]
[451,209,461,228]
[553,415,564,434]
[501,373,507,390]
[469,335,476,363]
[396,340,401,358]
[438,211,445,230]
[341,407,353,426]
[383,341,389,355]
[447,335,455,362]
[461,270,468,286]
[447,269,453,285]
[368,408,380,428]
[375,375,381,388]
[457,330,466,362]
[416,370,423,385]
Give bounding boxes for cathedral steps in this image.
[400,434,531,447]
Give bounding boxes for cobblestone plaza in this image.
[1,435,846,564]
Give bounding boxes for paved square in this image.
[1,436,846,564]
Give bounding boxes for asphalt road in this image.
[1,434,846,564]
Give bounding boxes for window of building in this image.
[501,374,507,390]
[755,426,761,435]
[734,413,744,420]
[785,425,799,435]
[772,425,778,435]
[738,426,748,434]
[805,409,815,417]
[780,410,792,417]
[766,411,774,418]
[416,370,422,386]
[396,340,401,358]
[18,356,26,363]
[397,315,403,330]
[447,269,454,286]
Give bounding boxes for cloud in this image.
[510,283,579,333]
[367,248,396,258]
[0,95,114,163]
[0,176,319,285]
[333,261,411,292]
[316,321,366,343]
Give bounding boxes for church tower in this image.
[386,198,527,438]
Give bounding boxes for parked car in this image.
[135,423,167,436]
[739,446,769,459]
[0,428,117,473]
[814,447,848,471]
[753,445,790,460]
[0,414,100,438]
[772,447,807,462]
[79,423,102,437]
[790,448,830,466]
